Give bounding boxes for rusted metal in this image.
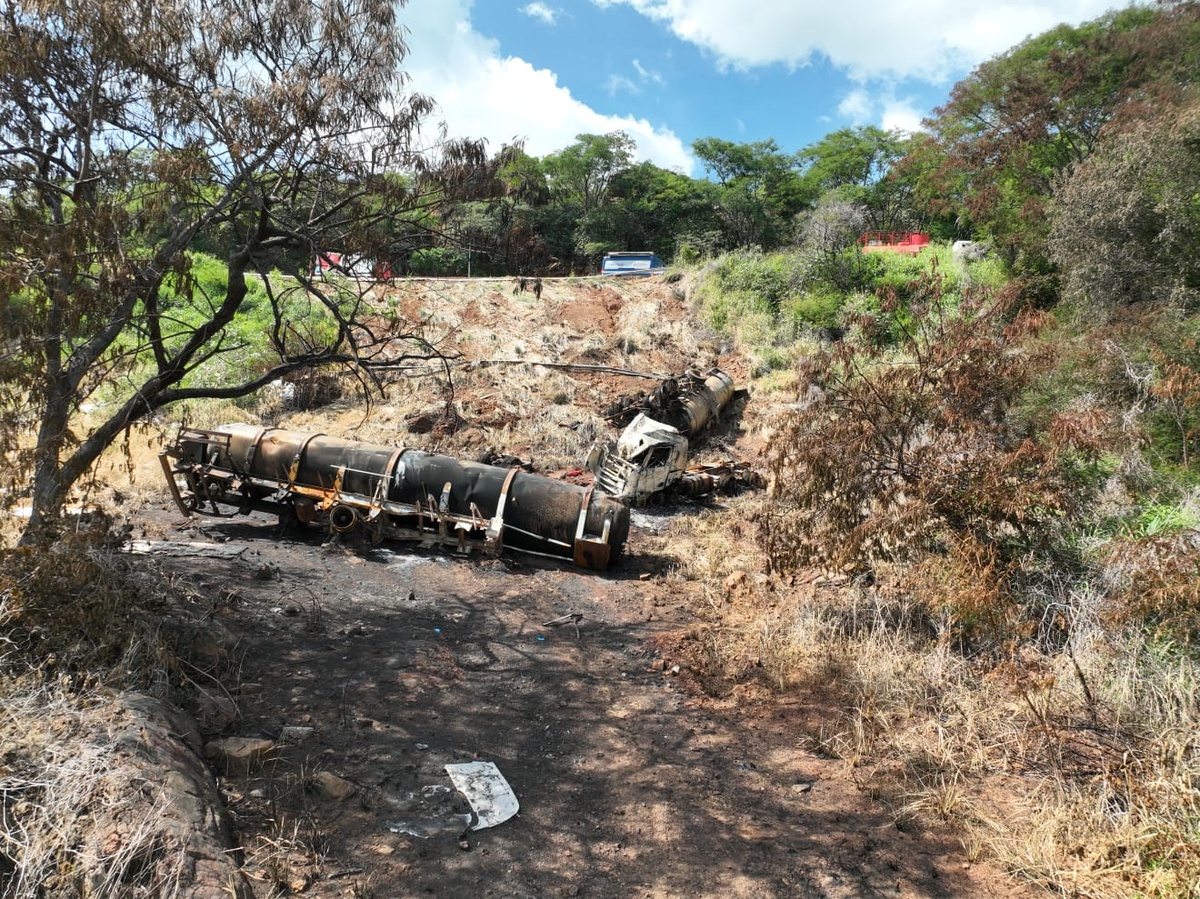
[160,425,630,570]
[603,368,736,437]
[590,368,752,505]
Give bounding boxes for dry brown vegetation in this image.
[3,271,1200,897]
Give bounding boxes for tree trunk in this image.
[20,391,72,546]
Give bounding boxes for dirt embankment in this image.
[52,275,1030,898]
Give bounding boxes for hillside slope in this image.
[16,274,1034,898]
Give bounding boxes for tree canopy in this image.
[0,0,487,539]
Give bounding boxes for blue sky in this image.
[398,0,1135,177]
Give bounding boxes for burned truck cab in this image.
[586,369,748,506]
[587,414,690,505]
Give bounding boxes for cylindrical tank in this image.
[189,424,629,568]
[675,370,736,436]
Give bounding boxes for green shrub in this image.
[871,247,961,300]
[963,253,1008,290]
[1124,500,1200,538]
[783,288,843,331]
[807,247,882,294]
[710,249,799,312]
[408,247,467,276]
[701,289,766,331]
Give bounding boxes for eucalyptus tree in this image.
[0,0,486,541]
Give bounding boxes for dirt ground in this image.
[137,509,1025,899]
[123,276,1035,898]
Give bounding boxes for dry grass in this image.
[0,522,261,897]
[662,479,1200,898]
[0,678,185,898]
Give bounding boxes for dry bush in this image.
[1097,532,1200,642]
[1050,99,1200,317]
[734,574,1200,895]
[763,276,1063,570]
[976,623,1200,897]
[759,274,1108,650]
[0,517,165,678]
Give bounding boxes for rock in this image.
[405,412,436,434]
[724,570,748,592]
[203,737,277,776]
[193,690,239,733]
[310,771,357,801]
[792,782,813,794]
[278,726,315,745]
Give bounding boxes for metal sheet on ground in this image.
[445,762,519,830]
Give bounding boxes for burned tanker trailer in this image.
[160,424,630,569]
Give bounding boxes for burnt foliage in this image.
[759,269,1101,633]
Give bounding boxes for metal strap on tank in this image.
[238,426,267,475]
[437,481,452,537]
[286,432,324,488]
[373,447,405,513]
[574,485,596,544]
[486,468,520,554]
[572,484,613,569]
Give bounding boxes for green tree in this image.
[0,0,485,541]
[692,137,810,248]
[537,132,637,268]
[580,161,723,259]
[542,131,636,214]
[922,6,1158,271]
[799,126,918,232]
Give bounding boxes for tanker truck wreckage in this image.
[160,425,629,569]
[158,368,753,570]
[587,368,759,505]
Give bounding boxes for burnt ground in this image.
[137,504,1033,899]
[102,276,1039,897]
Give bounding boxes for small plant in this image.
[782,288,843,332]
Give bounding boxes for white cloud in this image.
[594,0,1125,82]
[632,59,665,86]
[837,90,871,123]
[521,2,558,25]
[399,0,694,172]
[607,59,665,95]
[880,100,925,136]
[837,88,926,135]
[606,73,641,95]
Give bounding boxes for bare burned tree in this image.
[0,0,486,541]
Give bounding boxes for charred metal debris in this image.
[161,425,628,569]
[159,368,758,570]
[587,368,762,506]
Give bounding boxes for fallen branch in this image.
[464,359,670,380]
